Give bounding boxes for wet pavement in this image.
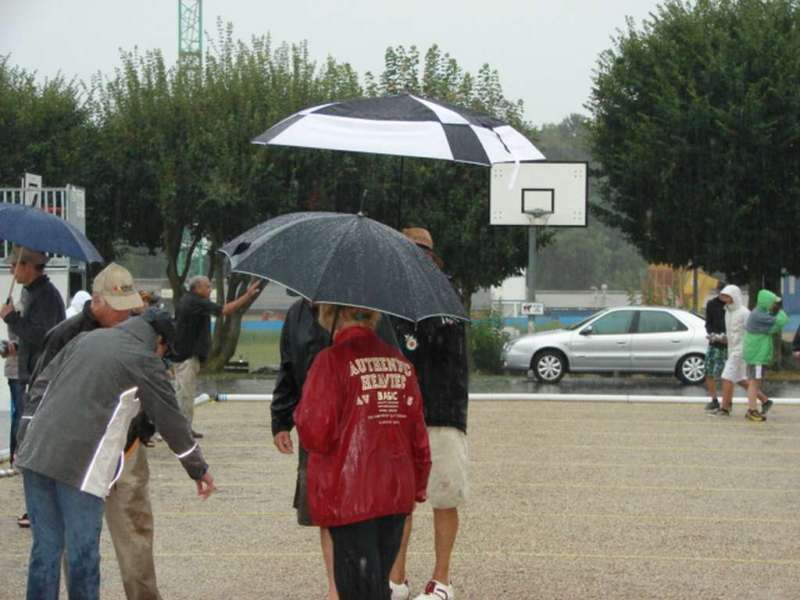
[470,374,800,398]
[3,399,800,599]
[4,374,800,457]
[197,373,800,398]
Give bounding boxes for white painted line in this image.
[214,392,800,405]
[194,393,211,406]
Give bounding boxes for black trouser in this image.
[329,514,406,600]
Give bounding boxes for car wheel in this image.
[676,354,705,385]
[532,350,566,383]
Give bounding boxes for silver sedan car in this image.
[502,306,709,384]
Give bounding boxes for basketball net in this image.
[526,210,552,227]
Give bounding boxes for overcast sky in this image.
[1,0,662,125]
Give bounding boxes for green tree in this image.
[89,24,365,368]
[535,114,647,290]
[589,0,800,301]
[0,56,89,191]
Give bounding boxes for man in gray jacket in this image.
[15,309,216,600]
[28,262,168,600]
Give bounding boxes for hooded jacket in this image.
[15,316,207,498]
[294,326,431,528]
[271,299,400,436]
[743,289,788,366]
[721,285,749,360]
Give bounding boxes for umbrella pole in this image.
[6,250,23,304]
[398,157,405,225]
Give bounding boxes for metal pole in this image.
[526,226,536,333]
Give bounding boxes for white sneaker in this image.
[390,580,411,600]
[414,580,454,600]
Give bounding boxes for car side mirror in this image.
[580,326,593,336]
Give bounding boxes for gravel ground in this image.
[2,399,800,599]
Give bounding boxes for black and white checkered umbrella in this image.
[253,93,544,166]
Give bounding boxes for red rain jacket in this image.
[294,325,431,528]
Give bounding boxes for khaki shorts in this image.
[426,427,469,509]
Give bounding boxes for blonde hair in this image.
[317,303,380,332]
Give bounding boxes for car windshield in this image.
[566,310,608,331]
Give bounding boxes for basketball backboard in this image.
[23,172,42,207]
[490,161,588,226]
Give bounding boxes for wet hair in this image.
[317,303,380,332]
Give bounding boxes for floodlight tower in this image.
[178,0,203,74]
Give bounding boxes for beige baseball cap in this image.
[92,263,144,311]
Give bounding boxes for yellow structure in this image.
[645,264,719,312]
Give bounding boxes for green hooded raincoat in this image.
[743,290,788,366]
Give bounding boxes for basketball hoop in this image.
[526,209,552,227]
[489,161,588,227]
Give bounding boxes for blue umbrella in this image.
[0,203,103,263]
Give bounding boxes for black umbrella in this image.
[220,212,467,322]
[0,203,103,263]
[253,92,544,166]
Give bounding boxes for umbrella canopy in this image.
[0,203,103,263]
[253,92,544,166]
[220,212,467,322]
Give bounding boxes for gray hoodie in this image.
[16,316,207,498]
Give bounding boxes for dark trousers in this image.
[329,514,406,600]
[8,378,22,459]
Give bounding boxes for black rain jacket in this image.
[393,316,469,434]
[270,300,330,436]
[3,274,65,384]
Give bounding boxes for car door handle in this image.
[671,340,681,343]
[616,341,627,345]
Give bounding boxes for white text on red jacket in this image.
[349,356,415,423]
[349,356,413,391]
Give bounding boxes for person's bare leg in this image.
[705,376,718,401]
[736,380,769,404]
[431,508,459,584]
[321,528,338,600]
[390,515,412,585]
[747,378,759,412]
[721,379,735,411]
